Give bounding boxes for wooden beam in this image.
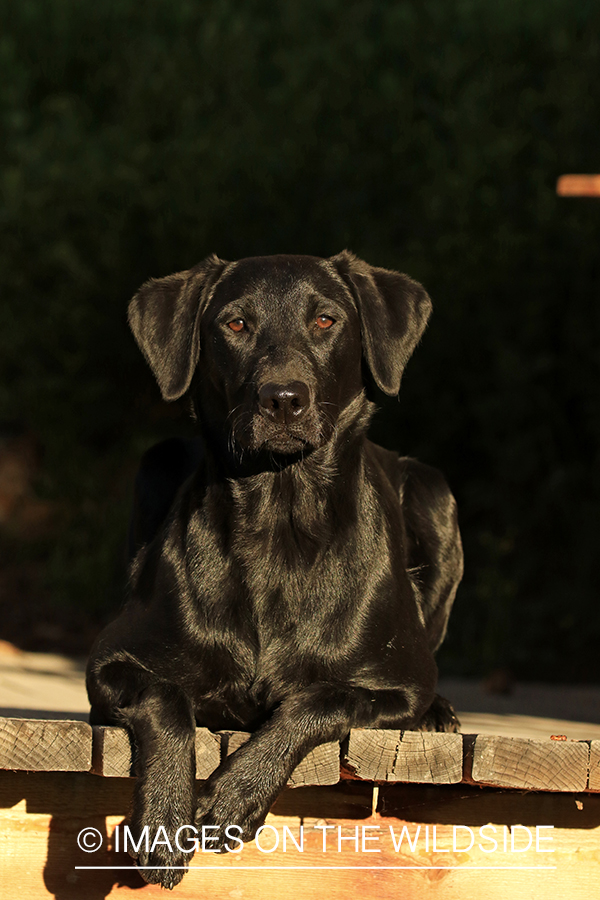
[344,729,463,783]
[471,735,588,791]
[1,718,597,794]
[556,174,600,196]
[1,773,599,899]
[0,716,91,771]
[91,726,340,786]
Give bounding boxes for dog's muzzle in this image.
[244,378,323,453]
[258,381,310,425]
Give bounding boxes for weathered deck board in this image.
[471,734,589,791]
[288,741,340,786]
[1,718,598,794]
[344,729,463,783]
[0,717,91,771]
[91,725,340,786]
[589,741,600,791]
[90,726,221,779]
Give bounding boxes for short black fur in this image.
[87,251,463,889]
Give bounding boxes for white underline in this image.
[75,865,557,871]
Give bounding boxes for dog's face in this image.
[197,255,364,455]
[128,251,432,462]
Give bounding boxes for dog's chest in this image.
[183,460,407,688]
[229,468,364,611]
[229,481,396,669]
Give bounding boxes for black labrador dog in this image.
[87,251,463,888]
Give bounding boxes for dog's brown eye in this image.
[316,315,335,329]
[228,319,246,333]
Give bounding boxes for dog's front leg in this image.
[195,680,431,848]
[118,681,196,889]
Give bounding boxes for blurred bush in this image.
[1,0,599,676]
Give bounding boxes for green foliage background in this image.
[1,0,600,677]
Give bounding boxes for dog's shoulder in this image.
[363,442,455,509]
[363,439,403,491]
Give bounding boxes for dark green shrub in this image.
[1,0,599,676]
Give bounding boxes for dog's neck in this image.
[203,392,376,561]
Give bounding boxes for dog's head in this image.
[129,252,432,460]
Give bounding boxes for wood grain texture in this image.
[588,741,600,791]
[90,727,339,785]
[194,729,222,779]
[345,730,463,783]
[288,741,340,786]
[91,726,221,778]
[0,717,91,771]
[90,727,131,778]
[222,729,251,757]
[3,718,598,795]
[471,735,589,791]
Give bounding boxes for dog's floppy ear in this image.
[128,254,228,401]
[331,250,432,396]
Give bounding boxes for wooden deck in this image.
[2,649,599,896]
[1,716,599,898]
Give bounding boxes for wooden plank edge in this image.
[588,740,600,792]
[90,726,221,778]
[2,717,599,794]
[470,734,590,793]
[343,729,463,784]
[557,174,600,196]
[90,726,340,786]
[0,716,92,772]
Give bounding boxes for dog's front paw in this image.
[130,832,188,890]
[194,769,273,851]
[127,796,194,888]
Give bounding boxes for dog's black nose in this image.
[258,381,310,424]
